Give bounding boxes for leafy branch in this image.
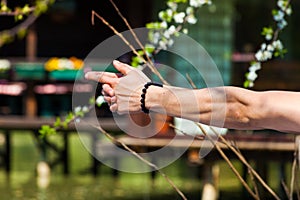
[39,97,95,137]
[131,0,211,67]
[244,0,292,88]
[0,0,55,47]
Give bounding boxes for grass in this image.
[0,131,296,199]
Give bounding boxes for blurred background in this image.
[0,0,299,199]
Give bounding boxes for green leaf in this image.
[54,117,61,128]
[158,10,173,22]
[62,121,68,129]
[34,1,48,16]
[0,32,14,44]
[146,22,163,29]
[0,4,9,12]
[274,48,287,58]
[131,59,139,67]
[39,125,57,137]
[66,112,74,122]
[22,4,31,15]
[272,9,278,16]
[243,80,250,88]
[132,55,143,64]
[261,26,273,36]
[89,97,95,105]
[137,50,145,56]
[17,28,27,39]
[61,112,75,129]
[15,14,23,21]
[145,44,155,54]
[170,0,187,3]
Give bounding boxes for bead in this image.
[140,82,163,114]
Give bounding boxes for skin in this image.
[85,60,300,134]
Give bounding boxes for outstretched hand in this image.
[85,60,150,114]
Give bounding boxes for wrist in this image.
[141,83,165,113]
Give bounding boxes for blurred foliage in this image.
[0,0,55,47]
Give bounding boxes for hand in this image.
[85,60,150,114]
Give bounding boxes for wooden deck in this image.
[117,133,297,152]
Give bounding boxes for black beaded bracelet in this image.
[140,82,163,114]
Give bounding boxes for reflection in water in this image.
[37,161,51,189]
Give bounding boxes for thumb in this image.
[113,60,133,75]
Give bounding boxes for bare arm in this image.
[254,90,300,133]
[146,85,300,133]
[85,60,300,134]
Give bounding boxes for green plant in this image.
[244,0,292,88]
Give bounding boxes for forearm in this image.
[258,91,300,133]
[145,85,292,131]
[146,85,231,128]
[146,85,204,122]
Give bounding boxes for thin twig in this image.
[107,0,161,80]
[195,124,259,200]
[234,141,260,198]
[170,121,258,199]
[249,167,261,200]
[108,0,188,85]
[290,136,300,200]
[296,170,300,200]
[169,123,204,140]
[0,13,38,46]
[212,128,280,200]
[215,142,259,199]
[91,10,168,85]
[186,73,197,89]
[290,151,297,200]
[90,123,188,200]
[282,180,291,199]
[272,0,291,42]
[91,11,142,63]
[186,73,260,199]
[188,72,274,199]
[296,166,300,200]
[0,7,35,16]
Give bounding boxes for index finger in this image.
[85,71,118,85]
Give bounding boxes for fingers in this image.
[85,60,135,114]
[102,84,114,97]
[102,83,117,111]
[113,60,133,75]
[103,95,118,112]
[85,71,118,85]
[85,60,133,84]
[103,95,116,104]
[110,103,118,112]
